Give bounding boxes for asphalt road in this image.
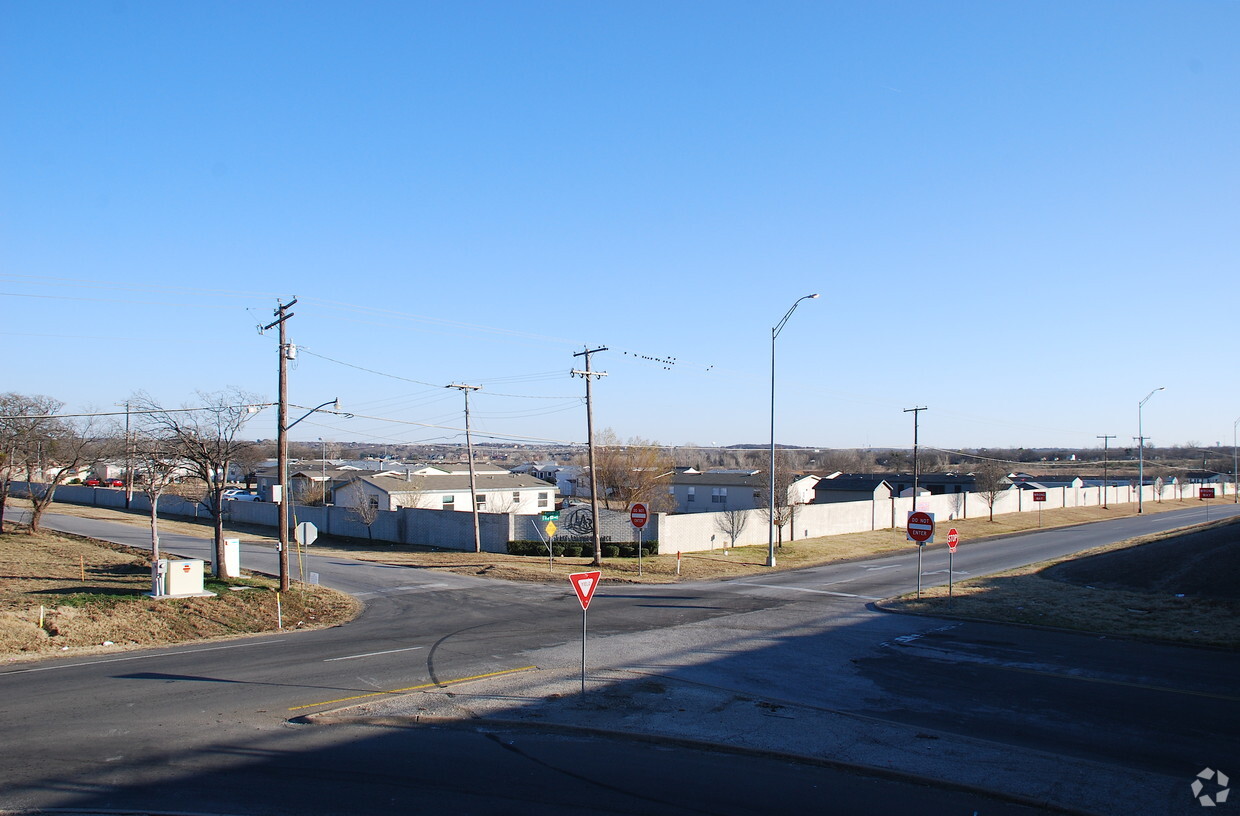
[1,503,1236,815]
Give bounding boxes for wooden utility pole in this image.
[573,347,607,567]
[447,384,482,553]
[904,406,927,508]
[263,298,296,592]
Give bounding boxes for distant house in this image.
[813,474,893,504]
[336,472,554,514]
[668,470,819,513]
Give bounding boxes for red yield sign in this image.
[629,502,649,529]
[906,511,935,545]
[569,571,602,610]
[947,528,959,553]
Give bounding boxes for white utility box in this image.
[149,559,217,599]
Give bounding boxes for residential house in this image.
[667,470,819,513]
[336,472,555,514]
[812,474,893,504]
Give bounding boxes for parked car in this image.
[106,479,124,488]
[222,489,260,501]
[84,478,102,486]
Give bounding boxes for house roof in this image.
[345,472,551,495]
[814,476,892,492]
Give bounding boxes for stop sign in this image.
[947,528,959,553]
[630,502,649,529]
[907,511,935,545]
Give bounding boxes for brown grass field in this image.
[0,523,360,663]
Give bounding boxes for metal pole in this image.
[637,528,643,577]
[1233,417,1238,504]
[581,608,587,694]
[768,294,818,568]
[916,544,922,599]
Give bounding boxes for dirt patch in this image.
[883,516,1240,648]
[0,525,361,663]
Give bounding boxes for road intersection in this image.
[1,504,1235,815]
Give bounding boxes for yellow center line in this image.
[289,665,539,711]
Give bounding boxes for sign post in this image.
[629,503,649,576]
[947,528,959,601]
[907,511,935,598]
[569,571,601,693]
[1033,491,1047,527]
[1201,486,1215,521]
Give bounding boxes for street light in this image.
[1233,416,1239,504]
[278,398,345,590]
[1137,387,1164,514]
[768,293,819,568]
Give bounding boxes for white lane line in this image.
[0,639,286,676]
[732,581,881,600]
[862,564,901,571]
[324,646,424,662]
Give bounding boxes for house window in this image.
[476,494,486,507]
[687,486,695,502]
[538,492,549,508]
[712,487,728,504]
[368,498,379,510]
[512,491,521,503]
[442,495,454,507]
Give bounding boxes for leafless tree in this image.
[972,461,1009,522]
[757,451,796,548]
[593,429,676,512]
[132,389,260,578]
[0,394,102,533]
[714,508,750,551]
[131,430,185,563]
[344,481,380,540]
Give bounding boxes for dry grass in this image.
[0,524,361,663]
[9,495,1213,584]
[883,517,1240,649]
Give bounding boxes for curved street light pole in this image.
[1137,387,1165,515]
[768,294,819,568]
[1233,416,1239,504]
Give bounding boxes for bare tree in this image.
[757,452,796,548]
[344,481,380,540]
[714,508,750,551]
[131,430,185,564]
[0,394,102,533]
[593,429,676,512]
[972,461,1009,522]
[132,389,260,578]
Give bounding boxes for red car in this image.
[84,478,102,486]
[107,479,124,488]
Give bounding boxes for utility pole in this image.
[572,347,607,567]
[904,407,927,509]
[447,384,482,553]
[263,298,296,592]
[1097,434,1115,509]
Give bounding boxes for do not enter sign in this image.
[630,502,649,529]
[907,511,935,545]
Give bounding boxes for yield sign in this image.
[569,570,602,610]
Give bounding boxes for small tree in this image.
[714,508,749,551]
[131,431,184,565]
[345,481,380,541]
[592,429,676,512]
[972,461,1008,522]
[0,394,102,533]
[133,389,260,578]
[758,452,796,548]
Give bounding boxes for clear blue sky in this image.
[3,1,1237,454]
